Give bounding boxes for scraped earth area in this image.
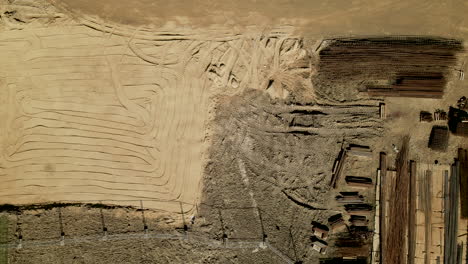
[0,5,210,212]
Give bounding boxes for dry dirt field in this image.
[1,0,468,263]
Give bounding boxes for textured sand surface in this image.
[0,1,214,212]
[0,0,311,212]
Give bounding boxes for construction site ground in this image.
[1,0,468,263]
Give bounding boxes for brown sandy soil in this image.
[55,0,467,39]
[199,89,382,262]
[0,206,285,263]
[0,206,181,243]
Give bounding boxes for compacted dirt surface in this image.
[1,0,468,263]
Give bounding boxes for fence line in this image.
[0,201,296,263]
[0,230,265,249]
[0,231,296,263]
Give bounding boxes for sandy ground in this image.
[0,20,210,212]
[55,0,468,39]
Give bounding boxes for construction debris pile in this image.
[319,143,376,261]
[316,37,463,99]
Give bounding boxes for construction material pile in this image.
[428,126,449,151]
[316,37,463,98]
[383,136,410,264]
[459,149,468,219]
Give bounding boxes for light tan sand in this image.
[55,0,468,39]
[0,23,211,212]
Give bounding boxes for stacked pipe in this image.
[316,37,463,98]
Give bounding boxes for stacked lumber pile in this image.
[347,145,372,158]
[345,176,373,188]
[311,222,330,254]
[367,73,447,98]
[320,257,368,264]
[383,136,410,264]
[379,103,386,119]
[330,147,347,188]
[344,204,373,216]
[328,214,347,233]
[459,148,468,218]
[349,215,369,227]
[335,192,365,204]
[420,111,433,122]
[312,222,330,240]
